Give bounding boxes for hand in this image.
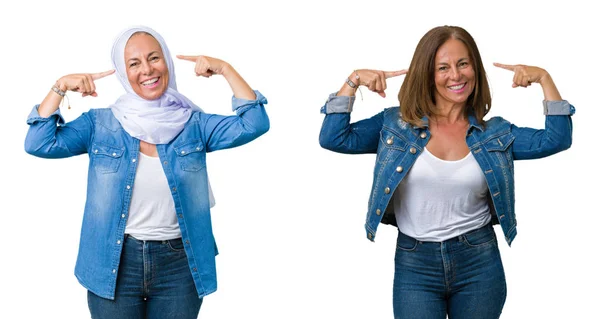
[353,69,408,97]
[176,55,230,78]
[493,63,549,88]
[56,70,115,97]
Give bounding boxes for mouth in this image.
[141,77,160,89]
[448,82,467,93]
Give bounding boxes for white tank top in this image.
[125,152,181,240]
[393,147,491,241]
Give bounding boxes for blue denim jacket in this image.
[319,94,574,246]
[24,91,269,299]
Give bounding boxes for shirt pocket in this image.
[484,132,516,168]
[377,128,407,164]
[91,143,125,174]
[174,139,206,172]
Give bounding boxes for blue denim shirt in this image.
[24,91,269,299]
[319,94,574,246]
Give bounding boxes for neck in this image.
[432,101,467,125]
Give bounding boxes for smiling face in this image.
[433,38,475,109]
[124,33,169,100]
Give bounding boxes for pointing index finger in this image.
[384,69,408,79]
[91,69,115,80]
[176,55,201,62]
[493,63,516,71]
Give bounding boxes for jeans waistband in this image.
[124,234,183,245]
[399,223,494,246]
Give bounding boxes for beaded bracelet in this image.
[51,84,66,97]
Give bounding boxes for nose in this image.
[140,61,152,75]
[450,67,461,81]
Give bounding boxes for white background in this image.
[1,0,597,318]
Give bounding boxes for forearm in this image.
[38,82,67,118]
[336,72,358,97]
[539,73,562,101]
[221,65,256,100]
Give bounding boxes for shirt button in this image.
[396,166,403,173]
[112,269,116,274]
[386,138,393,145]
[163,161,168,165]
[193,268,197,272]
[112,152,117,157]
[172,187,177,192]
[181,150,186,155]
[409,147,416,154]
[121,214,125,218]
[368,233,373,240]
[126,185,131,190]
[196,147,201,151]
[420,132,427,139]
[185,240,190,244]
[117,240,121,245]
[132,158,136,163]
[376,209,381,216]
[384,187,390,194]
[178,214,183,218]
[94,149,98,154]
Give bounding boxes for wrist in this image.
[220,63,234,77]
[55,79,67,92]
[538,71,553,86]
[345,70,360,89]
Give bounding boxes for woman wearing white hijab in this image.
[25,26,269,318]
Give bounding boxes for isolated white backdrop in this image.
[1,0,597,318]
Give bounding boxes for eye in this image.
[438,66,448,71]
[129,61,139,68]
[459,61,469,68]
[150,56,160,62]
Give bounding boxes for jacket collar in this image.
[412,113,484,132]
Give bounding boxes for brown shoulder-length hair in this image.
[399,26,491,127]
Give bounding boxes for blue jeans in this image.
[393,223,507,319]
[88,235,202,319]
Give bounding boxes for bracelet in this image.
[51,84,66,97]
[345,77,358,89]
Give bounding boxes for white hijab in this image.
[109,25,201,144]
[109,26,215,207]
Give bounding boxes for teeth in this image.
[449,83,465,90]
[142,78,158,85]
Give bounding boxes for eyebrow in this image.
[437,57,469,65]
[126,51,161,63]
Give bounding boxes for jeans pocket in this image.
[462,226,497,248]
[396,231,418,251]
[166,238,185,252]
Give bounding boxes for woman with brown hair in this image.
[319,25,574,318]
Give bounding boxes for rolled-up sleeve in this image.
[202,90,270,152]
[24,105,93,158]
[512,100,574,160]
[320,93,356,114]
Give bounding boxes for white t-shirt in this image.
[393,147,491,241]
[125,152,181,240]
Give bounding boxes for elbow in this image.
[24,135,41,157]
[558,134,573,152]
[319,131,341,152]
[257,117,270,137]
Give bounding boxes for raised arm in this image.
[319,69,406,154]
[176,55,268,151]
[494,63,574,159]
[25,70,114,158]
